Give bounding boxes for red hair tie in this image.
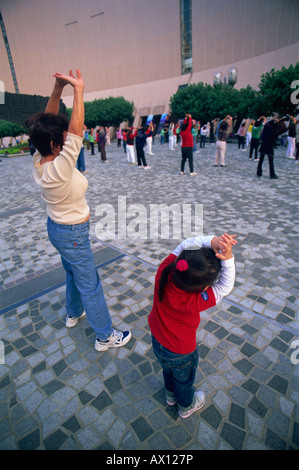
[176,259,188,271]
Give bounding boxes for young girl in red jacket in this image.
[148,233,237,418]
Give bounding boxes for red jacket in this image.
[180,118,193,148]
[148,254,216,354]
[127,129,137,145]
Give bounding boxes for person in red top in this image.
[148,233,237,418]
[180,114,197,176]
[121,128,127,153]
[125,127,137,164]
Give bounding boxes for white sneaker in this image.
[144,166,151,169]
[190,172,197,176]
[178,390,205,418]
[95,329,132,351]
[65,311,86,328]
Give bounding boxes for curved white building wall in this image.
[63,43,298,125]
[0,0,298,124]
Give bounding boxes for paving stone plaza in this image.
[0,138,298,452]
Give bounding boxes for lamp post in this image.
[213,67,238,87]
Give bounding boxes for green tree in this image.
[84,96,134,128]
[234,86,260,119]
[256,63,299,116]
[170,82,257,124]
[169,63,299,124]
[170,83,214,121]
[0,120,13,140]
[207,84,240,119]
[0,120,24,145]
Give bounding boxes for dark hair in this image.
[180,122,187,131]
[219,121,228,130]
[158,247,221,302]
[25,113,69,157]
[254,119,263,128]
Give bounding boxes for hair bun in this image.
[176,260,188,272]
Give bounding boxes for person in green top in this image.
[191,122,200,151]
[160,127,166,145]
[249,117,266,160]
[88,128,95,155]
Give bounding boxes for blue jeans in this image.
[152,335,198,407]
[47,217,113,340]
[76,147,85,172]
[193,135,197,151]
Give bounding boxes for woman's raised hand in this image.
[53,69,84,91]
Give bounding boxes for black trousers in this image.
[136,145,147,167]
[257,153,276,178]
[249,138,260,159]
[99,144,106,161]
[238,136,245,149]
[181,147,194,173]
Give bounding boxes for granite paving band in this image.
[0,206,32,219]
[0,246,125,315]
[0,139,298,451]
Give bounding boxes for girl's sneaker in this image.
[65,311,86,328]
[178,391,205,418]
[95,329,132,351]
[165,390,177,406]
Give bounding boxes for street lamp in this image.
[213,71,223,87]
[213,67,238,87]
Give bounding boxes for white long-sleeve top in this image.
[172,235,236,304]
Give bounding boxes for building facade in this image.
[0,0,298,125]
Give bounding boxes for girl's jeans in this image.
[47,217,113,340]
[152,335,198,407]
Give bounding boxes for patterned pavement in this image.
[0,137,298,452]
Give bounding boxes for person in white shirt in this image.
[26,69,131,352]
[168,123,175,150]
[200,124,209,148]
